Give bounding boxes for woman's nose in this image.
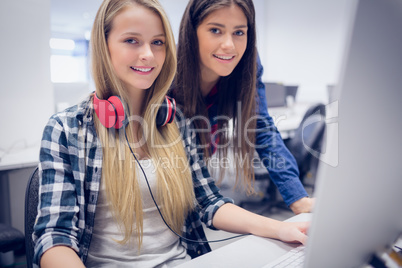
[139,44,154,61]
[221,34,235,50]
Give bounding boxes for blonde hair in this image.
[90,0,195,248]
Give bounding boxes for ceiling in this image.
[51,0,103,40]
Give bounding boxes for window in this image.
[49,38,90,83]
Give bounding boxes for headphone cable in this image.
[124,127,249,244]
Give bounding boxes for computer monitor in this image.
[264,82,287,107]
[304,0,402,267]
[285,85,298,100]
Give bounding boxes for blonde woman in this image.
[33,0,309,267]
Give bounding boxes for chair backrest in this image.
[24,167,39,268]
[285,103,326,179]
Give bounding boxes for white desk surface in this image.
[0,146,39,171]
[177,213,312,268]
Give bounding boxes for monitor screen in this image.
[305,0,402,267]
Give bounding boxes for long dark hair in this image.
[174,0,257,192]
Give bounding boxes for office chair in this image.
[0,223,25,267]
[285,103,326,189]
[24,167,39,268]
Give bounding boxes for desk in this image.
[0,146,39,171]
[268,102,312,139]
[177,213,312,268]
[0,146,39,231]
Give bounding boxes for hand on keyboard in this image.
[276,221,310,245]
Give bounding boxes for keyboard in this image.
[263,245,306,268]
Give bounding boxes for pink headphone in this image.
[93,94,176,129]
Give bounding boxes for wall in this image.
[260,0,355,102]
[159,0,187,43]
[0,0,53,152]
[0,0,52,233]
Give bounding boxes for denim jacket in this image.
[254,56,308,205]
[205,56,308,206]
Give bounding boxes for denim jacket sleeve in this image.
[255,55,308,206]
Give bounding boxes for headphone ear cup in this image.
[107,96,125,129]
[94,94,117,129]
[156,96,176,127]
[165,96,176,124]
[93,94,125,129]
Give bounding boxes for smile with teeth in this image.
[213,54,235,60]
[131,66,153,72]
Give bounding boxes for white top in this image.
[86,159,190,267]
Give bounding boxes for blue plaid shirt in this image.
[33,94,233,267]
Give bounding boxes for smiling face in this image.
[196,4,248,86]
[107,3,166,95]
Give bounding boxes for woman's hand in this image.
[276,221,309,245]
[289,197,315,214]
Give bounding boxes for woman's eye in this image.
[234,30,245,36]
[210,28,221,34]
[152,40,165,46]
[125,39,138,44]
